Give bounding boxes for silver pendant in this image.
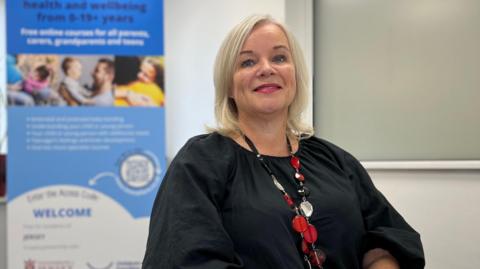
[272,177,285,192]
[300,201,313,218]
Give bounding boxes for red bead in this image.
[283,194,294,207]
[290,156,300,169]
[302,224,318,243]
[309,249,326,266]
[301,239,310,254]
[292,215,308,233]
[295,172,305,182]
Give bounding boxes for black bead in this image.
[298,186,310,197]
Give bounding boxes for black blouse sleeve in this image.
[142,135,244,269]
[343,152,425,269]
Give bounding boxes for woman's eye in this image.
[273,55,287,63]
[240,59,255,68]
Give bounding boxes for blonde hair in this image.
[211,14,313,139]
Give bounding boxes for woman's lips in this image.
[254,83,282,93]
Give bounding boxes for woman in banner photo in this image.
[142,15,425,269]
[7,54,64,106]
[114,57,165,107]
[22,64,64,105]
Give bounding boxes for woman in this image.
[142,15,425,269]
[115,57,165,107]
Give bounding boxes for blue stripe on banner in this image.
[7,0,164,55]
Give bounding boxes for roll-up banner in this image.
[6,1,165,268]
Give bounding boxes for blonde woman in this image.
[143,15,424,269]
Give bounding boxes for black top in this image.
[142,133,425,269]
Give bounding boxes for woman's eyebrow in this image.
[239,50,254,55]
[273,45,290,51]
[239,46,289,54]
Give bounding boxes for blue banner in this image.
[6,1,165,268]
[7,0,164,55]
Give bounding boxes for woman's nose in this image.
[256,59,275,77]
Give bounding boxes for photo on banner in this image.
[6,1,165,268]
[7,54,164,107]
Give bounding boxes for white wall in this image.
[371,170,480,269]
[0,204,5,269]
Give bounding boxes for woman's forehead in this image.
[242,23,289,49]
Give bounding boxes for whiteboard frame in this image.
[362,160,480,170]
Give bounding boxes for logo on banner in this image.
[24,259,35,269]
[24,259,73,269]
[88,150,162,195]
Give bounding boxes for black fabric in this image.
[142,133,425,269]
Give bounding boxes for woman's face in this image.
[231,23,296,120]
[138,61,156,83]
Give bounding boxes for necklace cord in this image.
[242,134,326,268]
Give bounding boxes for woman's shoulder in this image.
[165,133,238,187]
[301,135,347,157]
[174,132,238,165]
[182,132,235,151]
[301,135,360,171]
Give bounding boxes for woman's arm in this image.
[125,91,156,106]
[342,150,425,268]
[115,88,156,106]
[143,136,243,269]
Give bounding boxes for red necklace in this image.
[243,135,326,269]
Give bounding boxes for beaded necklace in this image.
[243,134,326,269]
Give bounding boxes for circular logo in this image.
[119,153,156,190]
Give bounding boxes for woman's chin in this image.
[254,105,289,117]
